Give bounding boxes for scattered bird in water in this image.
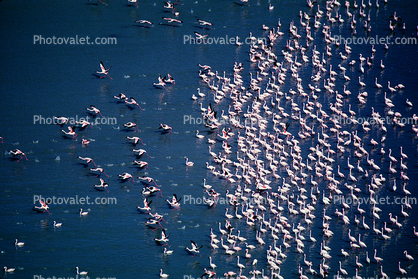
[133,160,148,169]
[33,199,50,214]
[75,267,88,276]
[127,0,138,7]
[197,19,213,29]
[185,157,194,166]
[118,172,134,182]
[15,239,24,247]
[163,247,173,255]
[159,269,169,278]
[79,208,89,216]
[137,198,152,213]
[86,105,103,117]
[9,149,27,162]
[96,61,112,79]
[123,122,139,132]
[61,126,77,139]
[166,193,181,209]
[53,221,62,228]
[185,240,203,256]
[89,167,108,177]
[158,123,172,133]
[94,178,109,192]
[4,266,16,273]
[78,156,96,167]
[114,93,128,103]
[126,136,144,145]
[125,97,143,110]
[194,31,208,41]
[165,74,175,84]
[154,228,170,246]
[162,17,183,27]
[153,75,166,89]
[134,19,153,28]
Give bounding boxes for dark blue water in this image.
[1,0,418,278]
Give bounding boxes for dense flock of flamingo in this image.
[186,0,416,278]
[4,0,418,278]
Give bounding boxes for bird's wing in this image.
[99,61,105,71]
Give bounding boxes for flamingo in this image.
[86,105,103,117]
[374,249,383,264]
[185,157,194,167]
[128,0,138,6]
[202,179,213,189]
[237,255,245,269]
[90,167,108,177]
[163,248,173,255]
[137,198,152,213]
[159,269,169,278]
[79,208,89,216]
[118,172,134,182]
[9,149,28,162]
[61,126,77,139]
[201,268,216,278]
[339,261,348,275]
[154,229,170,246]
[96,61,112,79]
[196,130,205,139]
[194,31,208,41]
[380,266,388,279]
[126,136,144,146]
[413,226,418,237]
[209,256,217,269]
[185,240,203,256]
[399,262,407,275]
[15,239,24,247]
[75,267,88,275]
[125,98,143,110]
[198,19,213,29]
[133,160,148,169]
[159,123,172,133]
[94,178,109,192]
[134,20,153,28]
[404,250,414,261]
[166,194,181,209]
[114,93,128,102]
[365,251,370,264]
[33,199,49,214]
[133,148,149,158]
[4,267,15,273]
[53,221,62,227]
[162,17,183,27]
[355,256,363,268]
[153,75,166,89]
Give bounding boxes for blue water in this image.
[1,0,418,278]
